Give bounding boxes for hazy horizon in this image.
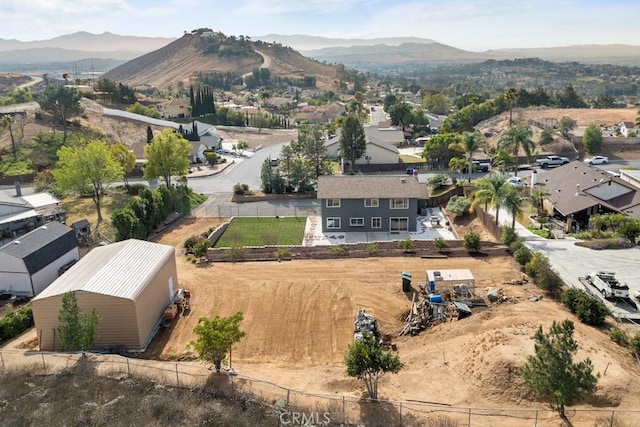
[1,0,640,51]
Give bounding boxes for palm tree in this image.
[503,185,526,229]
[471,174,509,225]
[448,157,467,183]
[531,187,550,217]
[449,131,484,183]
[504,87,518,125]
[498,124,534,177]
[492,149,516,174]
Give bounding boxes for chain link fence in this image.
[1,349,639,426]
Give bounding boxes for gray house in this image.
[317,175,428,233]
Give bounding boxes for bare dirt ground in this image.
[137,217,640,422]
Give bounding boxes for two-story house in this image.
[317,175,427,233]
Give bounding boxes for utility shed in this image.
[426,269,476,295]
[0,221,78,297]
[32,239,178,352]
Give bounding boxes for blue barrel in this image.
[429,294,443,303]
[428,281,436,293]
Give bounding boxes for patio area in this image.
[303,207,457,246]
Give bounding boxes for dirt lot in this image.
[136,217,640,417]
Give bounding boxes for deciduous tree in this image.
[558,116,577,139]
[299,124,331,179]
[345,332,403,400]
[54,140,123,222]
[109,143,136,187]
[34,85,83,142]
[521,320,598,420]
[143,129,191,186]
[189,311,246,374]
[582,123,603,154]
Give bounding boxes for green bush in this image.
[192,239,211,257]
[0,305,34,341]
[233,183,249,195]
[509,238,524,253]
[513,246,533,266]
[226,244,246,262]
[332,244,349,256]
[433,237,449,252]
[560,288,608,326]
[500,226,518,247]
[273,248,292,260]
[525,253,563,296]
[398,238,414,252]
[629,333,640,358]
[365,243,378,255]
[427,174,450,190]
[463,232,481,252]
[184,235,198,251]
[446,195,471,217]
[609,328,629,347]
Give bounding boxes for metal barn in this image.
[32,239,178,352]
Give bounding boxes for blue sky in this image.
[1,0,640,51]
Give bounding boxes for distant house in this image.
[0,221,79,297]
[324,125,402,166]
[317,175,427,233]
[0,190,66,241]
[619,121,635,137]
[158,97,191,119]
[532,161,640,232]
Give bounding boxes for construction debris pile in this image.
[399,293,474,337]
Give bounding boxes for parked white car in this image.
[583,156,608,165]
[506,176,526,188]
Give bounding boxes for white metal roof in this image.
[34,239,175,301]
[21,193,60,209]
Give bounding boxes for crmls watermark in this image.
[279,411,331,425]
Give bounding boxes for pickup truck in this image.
[462,159,491,173]
[535,155,570,169]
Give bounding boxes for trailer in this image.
[585,271,629,300]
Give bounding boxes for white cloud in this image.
[236,0,376,15]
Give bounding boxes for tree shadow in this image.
[358,399,421,427]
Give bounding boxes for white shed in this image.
[0,221,78,297]
[32,239,178,352]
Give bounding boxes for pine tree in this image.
[57,291,100,351]
[146,126,154,144]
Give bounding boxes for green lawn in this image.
[214,217,307,247]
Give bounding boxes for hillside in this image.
[103,30,338,91]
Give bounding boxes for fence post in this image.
[468,407,471,427]
[399,401,402,427]
[175,363,179,387]
[0,351,4,370]
[42,353,46,373]
[535,410,538,426]
[286,389,290,406]
[127,358,130,375]
[218,205,221,218]
[342,396,345,425]
[610,410,615,427]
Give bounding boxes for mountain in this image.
[102,30,338,90]
[0,31,175,54]
[254,34,436,51]
[303,42,484,66]
[487,44,640,66]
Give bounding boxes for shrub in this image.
[609,328,629,347]
[192,239,211,258]
[233,183,250,195]
[446,195,471,217]
[226,244,246,262]
[427,174,450,190]
[574,238,632,250]
[273,248,292,260]
[332,244,349,256]
[514,246,533,266]
[525,253,563,296]
[0,305,34,341]
[629,333,640,358]
[184,235,198,251]
[509,238,524,253]
[561,288,608,326]
[398,238,414,252]
[433,237,449,252]
[365,243,378,255]
[500,226,518,247]
[463,232,481,252]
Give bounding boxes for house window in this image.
[390,198,409,209]
[371,217,382,229]
[364,198,379,207]
[350,218,364,227]
[390,217,409,232]
[326,199,341,208]
[326,217,341,229]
